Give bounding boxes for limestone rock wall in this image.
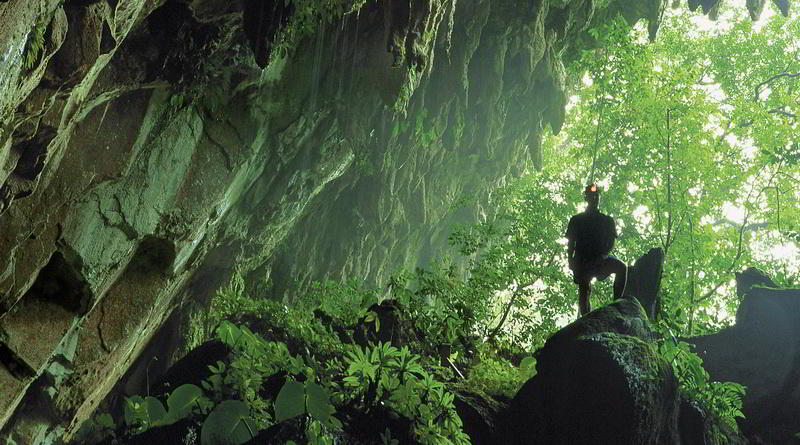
[265,0,668,298]
[0,0,365,440]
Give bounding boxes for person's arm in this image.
[567,240,576,270]
[607,217,617,252]
[566,219,576,269]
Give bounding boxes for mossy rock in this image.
[540,297,654,355]
[501,331,679,445]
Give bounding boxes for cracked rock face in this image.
[0,0,772,441]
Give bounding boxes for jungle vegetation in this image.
[78,3,799,444]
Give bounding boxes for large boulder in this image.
[688,268,800,444]
[511,331,680,445]
[498,298,681,445]
[622,247,665,319]
[497,296,750,445]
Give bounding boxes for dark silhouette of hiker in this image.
[566,184,627,317]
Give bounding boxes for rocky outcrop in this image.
[688,268,800,444]
[499,298,746,445]
[499,298,678,445]
[622,247,665,319]
[493,265,800,445]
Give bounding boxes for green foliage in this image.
[304,279,380,326]
[379,168,578,354]
[74,413,117,444]
[270,0,369,60]
[165,384,205,423]
[305,382,334,423]
[123,396,167,429]
[287,0,366,33]
[193,273,346,360]
[274,380,306,422]
[121,387,214,433]
[388,265,481,350]
[658,339,746,435]
[462,353,534,399]
[22,21,46,71]
[80,317,339,444]
[211,321,309,428]
[519,356,537,379]
[341,342,471,445]
[200,400,256,445]
[206,317,467,443]
[274,379,337,425]
[202,321,343,442]
[559,8,800,335]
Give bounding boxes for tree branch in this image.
[778,171,800,184]
[665,109,674,256]
[767,106,797,119]
[486,254,558,342]
[687,214,696,336]
[711,218,770,232]
[486,280,536,343]
[696,161,782,304]
[755,72,800,101]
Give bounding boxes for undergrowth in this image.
[78,264,749,445]
[78,269,531,444]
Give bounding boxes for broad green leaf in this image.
[208,360,226,374]
[217,321,240,346]
[274,380,305,422]
[124,395,145,426]
[200,400,256,445]
[144,396,167,424]
[305,382,332,423]
[159,383,203,424]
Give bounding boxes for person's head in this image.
[584,184,600,209]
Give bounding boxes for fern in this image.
[658,340,746,435]
[23,22,46,71]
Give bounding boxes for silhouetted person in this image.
[566,184,627,317]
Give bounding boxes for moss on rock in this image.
[502,330,679,445]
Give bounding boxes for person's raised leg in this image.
[578,280,592,316]
[610,258,627,299]
[596,257,628,299]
